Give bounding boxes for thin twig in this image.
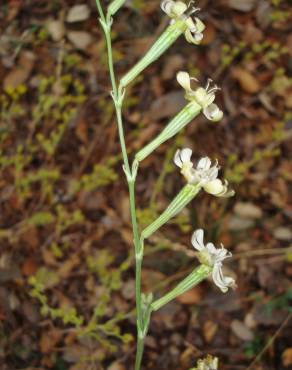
[245,313,292,370]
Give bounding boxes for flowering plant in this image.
[95,1,236,368]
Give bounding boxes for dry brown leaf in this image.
[58,254,80,278]
[75,118,88,143]
[232,67,261,94]
[21,257,38,277]
[231,319,254,341]
[67,31,93,50]
[148,91,185,120]
[228,0,258,12]
[131,124,158,151]
[47,19,66,41]
[4,51,35,89]
[66,4,90,23]
[201,23,216,46]
[234,202,263,219]
[40,328,63,354]
[282,348,292,367]
[19,226,39,250]
[203,320,218,343]
[162,54,184,80]
[141,269,165,291]
[108,362,126,370]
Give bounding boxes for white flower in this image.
[177,71,224,122]
[161,0,205,45]
[191,229,236,293]
[174,148,235,197]
[196,355,219,370]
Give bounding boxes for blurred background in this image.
[0,0,291,369]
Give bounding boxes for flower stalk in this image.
[151,264,212,311]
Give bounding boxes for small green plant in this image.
[70,160,119,194]
[0,85,27,124]
[29,251,133,357]
[96,0,237,368]
[219,39,289,71]
[0,53,136,365]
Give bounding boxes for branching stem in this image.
[95,1,146,369]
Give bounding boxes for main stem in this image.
[96,2,146,369]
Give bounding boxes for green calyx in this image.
[141,183,201,242]
[151,264,212,311]
[107,0,126,17]
[120,19,187,88]
[135,101,201,162]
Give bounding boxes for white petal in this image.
[180,148,192,163]
[209,180,235,198]
[173,149,183,168]
[184,29,203,45]
[184,169,197,184]
[215,247,229,261]
[161,0,174,15]
[203,103,223,122]
[184,17,196,31]
[177,71,192,92]
[194,17,206,33]
[172,1,187,16]
[191,229,205,251]
[207,165,219,181]
[213,247,231,264]
[203,179,224,195]
[212,264,227,292]
[206,242,217,256]
[197,157,211,171]
[212,263,235,293]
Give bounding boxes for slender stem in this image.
[104,30,118,101]
[95,1,145,369]
[95,0,106,22]
[129,181,143,328]
[135,336,144,370]
[116,105,130,173]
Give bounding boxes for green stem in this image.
[116,105,130,173]
[95,2,145,369]
[95,0,106,23]
[129,181,143,328]
[135,336,144,370]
